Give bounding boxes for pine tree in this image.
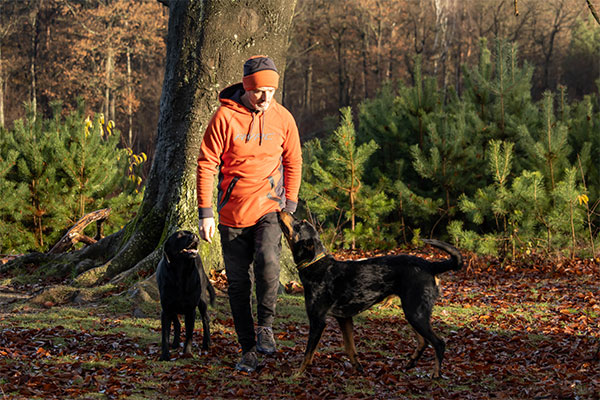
[0,103,144,253]
[452,138,592,258]
[518,91,571,191]
[0,130,31,253]
[549,167,588,258]
[301,107,394,249]
[356,56,447,242]
[8,108,64,250]
[397,55,442,151]
[567,90,600,203]
[357,83,409,183]
[410,102,486,223]
[463,38,537,173]
[51,102,144,235]
[453,140,548,257]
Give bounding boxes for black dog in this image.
[156,230,216,361]
[278,211,462,378]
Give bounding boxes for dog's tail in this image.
[422,239,463,275]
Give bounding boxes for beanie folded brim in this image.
[243,69,279,91]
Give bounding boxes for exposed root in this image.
[127,274,161,318]
[110,248,162,287]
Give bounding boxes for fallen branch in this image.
[48,209,111,254]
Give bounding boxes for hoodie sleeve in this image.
[281,112,302,213]
[197,111,226,218]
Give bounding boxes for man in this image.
[196,55,302,372]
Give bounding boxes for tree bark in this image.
[2,0,298,289]
[29,1,39,119]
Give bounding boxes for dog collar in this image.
[296,252,327,271]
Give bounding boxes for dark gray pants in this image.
[218,212,282,353]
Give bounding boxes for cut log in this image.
[48,209,111,254]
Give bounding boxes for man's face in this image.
[245,87,276,112]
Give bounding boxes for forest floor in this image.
[0,249,598,399]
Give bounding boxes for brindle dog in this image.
[278,211,462,378]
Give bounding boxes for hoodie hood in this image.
[218,83,247,111]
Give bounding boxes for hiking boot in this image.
[235,347,258,373]
[256,326,277,355]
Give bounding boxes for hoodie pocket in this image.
[218,176,240,212]
[266,175,284,206]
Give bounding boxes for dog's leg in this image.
[402,296,445,379]
[406,327,427,369]
[198,300,211,350]
[183,309,196,356]
[404,316,445,379]
[172,316,181,349]
[295,315,327,377]
[335,316,363,372]
[431,336,445,379]
[160,311,172,361]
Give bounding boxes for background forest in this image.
[0,0,598,258]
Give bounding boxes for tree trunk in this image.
[104,45,113,121]
[0,44,4,128]
[2,0,298,290]
[126,44,133,147]
[29,3,39,119]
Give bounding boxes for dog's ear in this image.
[278,211,296,237]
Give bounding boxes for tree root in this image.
[110,248,162,286]
[127,274,161,318]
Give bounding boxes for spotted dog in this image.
[278,211,462,378]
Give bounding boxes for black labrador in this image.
[156,230,216,361]
[278,211,462,378]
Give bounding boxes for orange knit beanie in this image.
[242,55,279,91]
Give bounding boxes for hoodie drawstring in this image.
[246,112,256,143]
[245,110,265,145]
[260,112,264,146]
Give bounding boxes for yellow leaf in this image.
[577,194,589,206]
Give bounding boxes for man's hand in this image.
[199,217,216,243]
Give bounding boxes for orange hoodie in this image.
[197,83,302,228]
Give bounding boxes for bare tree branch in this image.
[59,0,99,35]
[514,0,519,16]
[586,0,600,25]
